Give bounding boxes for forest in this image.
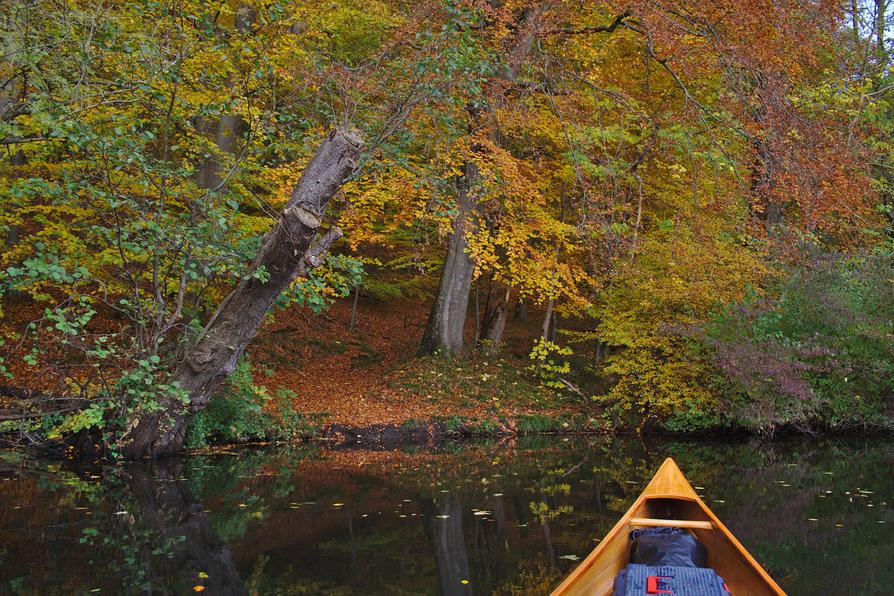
[0,0,892,459]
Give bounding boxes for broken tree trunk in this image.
[120,128,362,458]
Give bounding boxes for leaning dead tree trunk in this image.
[120,128,362,458]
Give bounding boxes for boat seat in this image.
[628,517,713,530]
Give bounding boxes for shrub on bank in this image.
[704,251,894,434]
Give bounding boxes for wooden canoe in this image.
[552,458,786,595]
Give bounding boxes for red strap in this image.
[647,576,673,594]
[723,582,731,593]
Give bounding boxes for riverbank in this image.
[3,292,892,456]
[175,294,612,448]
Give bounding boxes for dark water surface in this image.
[1,436,892,595]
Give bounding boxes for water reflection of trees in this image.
[123,460,248,594]
[3,437,893,594]
[423,495,472,595]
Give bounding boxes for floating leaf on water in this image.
[114,511,128,515]
[198,572,209,579]
[695,486,705,490]
[436,515,450,519]
[560,554,581,561]
[493,493,503,497]
[824,472,834,475]
[332,503,344,507]
[713,500,725,504]
[807,518,819,522]
[192,587,205,592]
[835,523,844,528]
[473,511,491,516]
[460,580,470,585]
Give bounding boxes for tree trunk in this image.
[419,162,479,356]
[120,128,362,458]
[196,114,242,190]
[481,285,511,349]
[349,282,360,332]
[418,5,551,356]
[513,297,526,321]
[541,297,554,339]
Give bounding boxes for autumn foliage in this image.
[0,0,892,449]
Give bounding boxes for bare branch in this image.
[548,11,637,36]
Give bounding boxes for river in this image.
[1,436,891,594]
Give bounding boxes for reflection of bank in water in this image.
[2,437,894,594]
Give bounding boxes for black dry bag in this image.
[628,526,708,568]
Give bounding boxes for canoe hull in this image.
[552,458,786,596]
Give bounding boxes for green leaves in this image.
[276,254,364,314]
[528,338,574,391]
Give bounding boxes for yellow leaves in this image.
[338,160,428,250]
[596,228,770,424]
[262,159,314,210]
